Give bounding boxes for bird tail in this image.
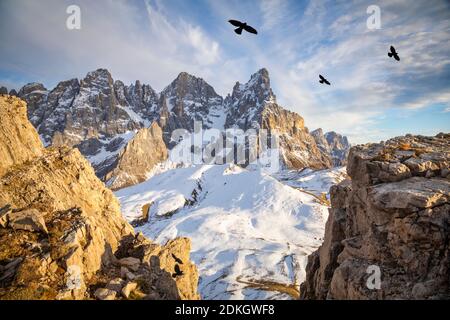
[319,80,324,84]
[234,27,243,35]
[388,52,393,57]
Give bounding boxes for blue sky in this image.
[0,0,449,143]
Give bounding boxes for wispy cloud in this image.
[0,0,449,143]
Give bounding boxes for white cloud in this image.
[260,0,289,31]
[1,0,449,142]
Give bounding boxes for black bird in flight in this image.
[319,74,331,85]
[388,46,400,61]
[172,264,184,278]
[171,253,183,265]
[228,20,258,35]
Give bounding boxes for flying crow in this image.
[172,264,184,278]
[228,20,258,35]
[319,74,331,85]
[388,46,400,61]
[171,253,183,265]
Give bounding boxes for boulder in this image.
[94,288,117,300]
[106,278,125,293]
[121,281,138,299]
[8,209,48,234]
[118,257,141,272]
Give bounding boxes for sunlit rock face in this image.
[300,133,450,300]
[0,95,199,300]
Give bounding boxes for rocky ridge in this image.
[9,68,350,188]
[0,95,199,300]
[300,133,450,299]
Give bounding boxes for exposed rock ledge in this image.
[0,96,199,300]
[300,133,450,299]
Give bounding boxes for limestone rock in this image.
[121,281,138,298]
[115,235,200,300]
[0,96,199,300]
[105,122,168,190]
[224,69,332,170]
[17,68,348,182]
[311,129,351,166]
[300,133,450,300]
[0,96,43,178]
[7,209,48,234]
[118,257,141,272]
[106,278,125,293]
[0,205,11,228]
[94,288,117,300]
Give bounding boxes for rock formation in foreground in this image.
[0,95,199,300]
[300,133,450,299]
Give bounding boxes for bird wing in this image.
[325,79,331,85]
[390,46,396,53]
[228,20,242,27]
[243,25,258,34]
[319,75,325,81]
[394,54,400,61]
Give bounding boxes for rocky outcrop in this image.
[300,133,450,299]
[311,129,350,166]
[0,96,199,300]
[225,69,332,169]
[105,122,168,190]
[0,96,43,177]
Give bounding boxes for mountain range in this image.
[2,68,350,189]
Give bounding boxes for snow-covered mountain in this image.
[13,68,350,187]
[116,164,347,299]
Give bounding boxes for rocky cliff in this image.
[311,128,350,166]
[300,133,450,299]
[105,122,168,190]
[0,95,199,300]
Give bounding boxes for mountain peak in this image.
[163,71,220,100]
[230,68,275,105]
[80,68,114,91]
[18,82,47,96]
[254,67,269,78]
[173,71,202,83]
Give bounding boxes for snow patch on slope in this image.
[116,165,345,300]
